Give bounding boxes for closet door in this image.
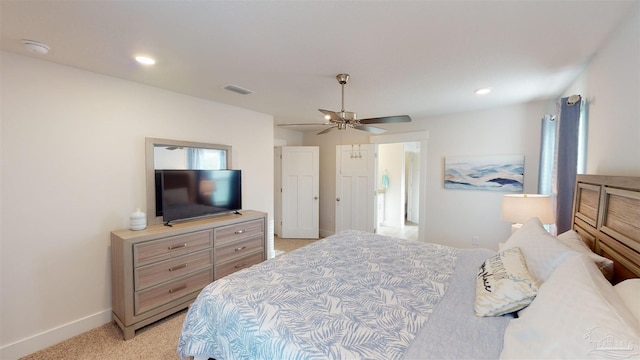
[335,144,376,234]
[281,146,319,239]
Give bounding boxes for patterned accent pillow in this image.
[475,247,539,317]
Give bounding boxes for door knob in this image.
[314,196,318,200]
[336,197,341,202]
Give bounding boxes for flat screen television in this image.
[155,169,242,223]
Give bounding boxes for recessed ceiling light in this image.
[135,56,156,65]
[475,87,491,95]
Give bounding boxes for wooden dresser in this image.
[111,210,267,340]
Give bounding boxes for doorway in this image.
[375,142,420,241]
[370,131,428,242]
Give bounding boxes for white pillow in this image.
[500,255,640,359]
[557,230,614,280]
[474,247,538,317]
[502,217,575,283]
[614,279,640,328]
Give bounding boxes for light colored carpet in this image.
[20,310,187,360]
[19,237,317,360]
[274,236,318,254]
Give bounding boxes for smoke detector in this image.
[21,39,50,55]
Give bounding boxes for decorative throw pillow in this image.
[502,217,575,283]
[475,247,539,317]
[557,230,614,280]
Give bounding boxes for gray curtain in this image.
[538,114,556,196]
[553,96,582,233]
[538,96,585,234]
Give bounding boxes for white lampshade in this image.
[501,194,554,225]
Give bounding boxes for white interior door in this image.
[274,147,283,237]
[335,144,376,233]
[281,146,319,238]
[407,150,420,224]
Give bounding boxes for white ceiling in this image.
[1,1,635,131]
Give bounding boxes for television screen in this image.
[155,169,242,223]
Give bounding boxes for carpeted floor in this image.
[20,236,317,360]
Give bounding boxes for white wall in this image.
[421,102,550,249]
[302,100,550,247]
[274,127,304,147]
[563,4,640,175]
[304,101,554,245]
[0,52,274,359]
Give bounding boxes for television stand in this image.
[110,210,267,340]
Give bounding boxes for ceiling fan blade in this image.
[317,126,337,135]
[359,115,412,124]
[354,125,386,134]
[318,109,342,122]
[277,122,332,127]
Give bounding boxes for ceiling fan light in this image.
[324,114,331,120]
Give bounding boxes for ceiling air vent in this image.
[223,84,254,95]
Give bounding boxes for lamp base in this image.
[511,223,523,234]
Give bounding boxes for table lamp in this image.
[501,194,554,233]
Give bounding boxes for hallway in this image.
[376,221,418,241]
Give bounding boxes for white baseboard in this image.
[0,309,112,360]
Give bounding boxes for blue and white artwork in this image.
[444,155,524,192]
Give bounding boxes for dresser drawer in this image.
[214,234,263,263]
[134,268,212,316]
[134,249,212,291]
[214,219,264,246]
[215,251,263,280]
[134,230,212,266]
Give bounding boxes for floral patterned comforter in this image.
[177,230,458,360]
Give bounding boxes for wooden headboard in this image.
[572,175,640,283]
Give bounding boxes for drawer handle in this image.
[234,262,248,269]
[168,284,187,294]
[168,263,188,272]
[234,229,245,235]
[168,243,188,250]
[234,246,247,252]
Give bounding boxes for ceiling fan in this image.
[279,74,411,135]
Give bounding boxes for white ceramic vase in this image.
[130,208,147,231]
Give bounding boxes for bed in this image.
[177,175,640,360]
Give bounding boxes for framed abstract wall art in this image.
[444,155,524,192]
